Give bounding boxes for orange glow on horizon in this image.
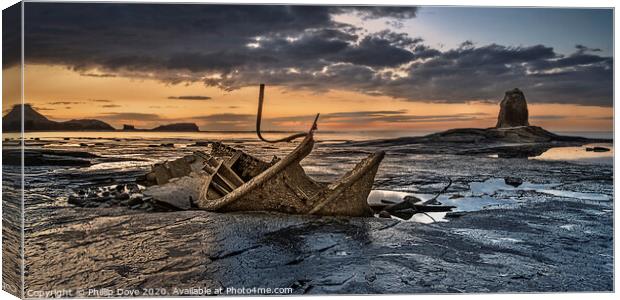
[1,64,612,133]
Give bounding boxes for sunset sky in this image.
[2,3,613,132]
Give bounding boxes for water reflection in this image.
[367,176,612,223]
[531,143,613,165]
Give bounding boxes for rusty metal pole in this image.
[255,84,319,143]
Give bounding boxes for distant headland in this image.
[121,123,199,132]
[1,104,200,132]
[351,88,611,158]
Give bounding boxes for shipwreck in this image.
[139,84,384,217]
[69,84,454,219]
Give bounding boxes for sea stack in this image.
[496,88,529,128]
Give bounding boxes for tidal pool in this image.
[531,143,613,165]
[367,176,612,223]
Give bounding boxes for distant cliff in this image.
[2,105,201,132]
[121,122,200,132]
[2,104,115,132]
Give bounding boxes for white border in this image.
[0,1,616,300]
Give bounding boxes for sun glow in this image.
[2,64,611,133]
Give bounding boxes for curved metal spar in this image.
[256,84,320,143]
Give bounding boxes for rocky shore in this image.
[24,192,612,294]
[4,88,613,294]
[9,129,611,294]
[348,125,610,158]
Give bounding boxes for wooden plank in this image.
[224,150,242,168]
[211,180,231,195]
[219,165,244,187]
[203,159,222,174]
[213,173,236,191]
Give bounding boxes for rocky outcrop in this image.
[3,149,96,166]
[348,88,611,158]
[2,104,115,132]
[496,88,529,128]
[356,125,605,146]
[59,119,115,131]
[2,148,145,167]
[2,105,201,132]
[348,125,612,158]
[150,123,200,132]
[3,104,57,131]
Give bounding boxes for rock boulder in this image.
[496,88,529,128]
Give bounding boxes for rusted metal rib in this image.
[256,84,319,143]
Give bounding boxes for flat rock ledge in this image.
[25,199,612,295]
[346,126,610,158]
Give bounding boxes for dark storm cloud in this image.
[337,35,416,67]
[196,113,254,123]
[323,110,407,118]
[80,73,117,78]
[191,110,489,130]
[2,3,21,68]
[21,3,612,106]
[527,44,610,72]
[575,44,601,53]
[332,6,418,20]
[48,101,84,105]
[590,116,613,120]
[378,44,613,106]
[319,111,490,123]
[168,96,212,100]
[529,115,567,120]
[101,104,121,108]
[31,106,55,111]
[529,114,613,121]
[193,113,255,130]
[97,112,162,121]
[22,3,348,66]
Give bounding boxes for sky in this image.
[2,3,614,132]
